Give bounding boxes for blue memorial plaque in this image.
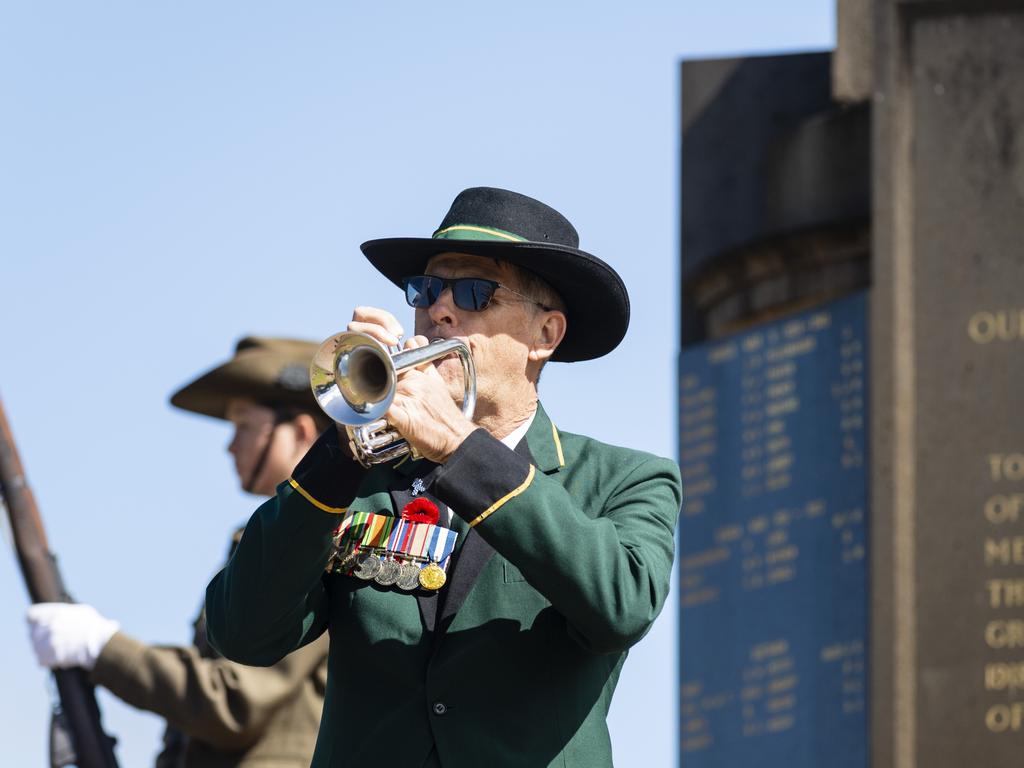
[678,292,868,767]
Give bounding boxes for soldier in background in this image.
[26,337,330,768]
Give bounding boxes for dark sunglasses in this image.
[402,274,551,312]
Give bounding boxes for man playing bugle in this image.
[27,338,330,767]
[205,188,683,767]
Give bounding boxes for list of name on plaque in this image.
[679,292,868,767]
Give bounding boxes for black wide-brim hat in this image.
[360,187,629,362]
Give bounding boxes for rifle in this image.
[0,395,120,768]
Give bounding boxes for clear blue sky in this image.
[0,2,833,765]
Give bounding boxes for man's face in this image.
[413,253,543,405]
[225,398,296,495]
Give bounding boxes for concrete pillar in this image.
[870,3,1024,766]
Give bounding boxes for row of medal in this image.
[329,511,459,591]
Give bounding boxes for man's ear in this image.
[528,310,567,363]
[293,413,321,447]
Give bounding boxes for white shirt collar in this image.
[499,410,536,450]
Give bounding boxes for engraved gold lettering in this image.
[681,407,717,427]
[709,343,738,363]
[765,473,792,491]
[681,734,712,752]
[805,500,826,517]
[766,381,795,399]
[984,494,1024,524]
[684,442,717,460]
[680,547,730,570]
[765,362,796,380]
[680,573,703,590]
[715,525,744,543]
[986,620,1024,648]
[681,462,711,480]
[820,641,863,662]
[765,397,799,417]
[767,675,798,693]
[782,320,806,338]
[985,662,1024,693]
[766,695,796,712]
[682,716,708,733]
[680,588,721,607]
[765,546,799,564]
[699,692,732,710]
[988,454,1024,482]
[985,537,1024,566]
[986,580,1024,608]
[743,334,764,352]
[740,685,763,701]
[986,703,1024,732]
[748,516,769,534]
[765,714,795,732]
[681,424,716,444]
[685,477,717,497]
[808,311,831,330]
[750,640,789,660]
[765,337,817,361]
[968,310,1024,344]
[766,565,796,584]
[766,454,794,473]
[681,387,717,408]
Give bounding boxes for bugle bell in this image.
[310,331,476,467]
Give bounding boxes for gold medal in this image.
[418,561,447,591]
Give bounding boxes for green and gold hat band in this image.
[432,224,527,243]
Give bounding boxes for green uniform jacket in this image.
[205,404,681,768]
[90,543,328,767]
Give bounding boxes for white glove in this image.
[26,603,120,671]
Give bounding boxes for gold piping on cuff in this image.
[288,478,348,514]
[551,422,565,468]
[468,465,536,527]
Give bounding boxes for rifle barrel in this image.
[0,395,120,768]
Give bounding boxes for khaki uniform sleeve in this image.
[90,630,328,751]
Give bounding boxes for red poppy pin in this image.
[401,497,440,525]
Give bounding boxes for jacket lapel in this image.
[387,405,568,644]
[389,485,446,634]
[431,404,567,648]
[384,458,446,634]
[520,403,567,476]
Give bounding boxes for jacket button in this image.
[432,701,448,716]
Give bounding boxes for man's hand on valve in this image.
[387,335,476,464]
[347,307,475,464]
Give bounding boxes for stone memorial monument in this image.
[678,2,1024,766]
